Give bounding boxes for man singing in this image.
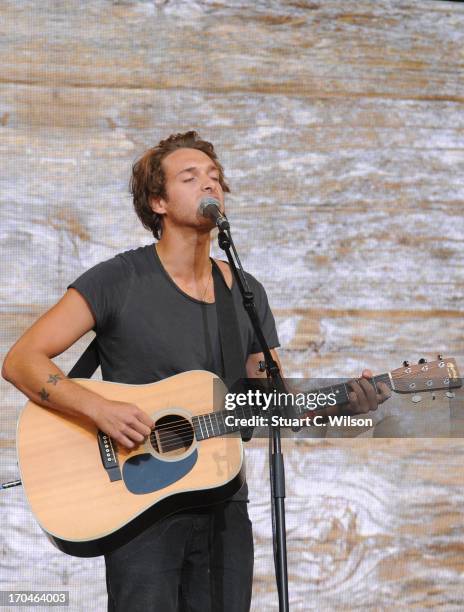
[2,131,390,611]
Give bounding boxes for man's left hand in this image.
[345,369,391,414]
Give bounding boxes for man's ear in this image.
[150,196,167,215]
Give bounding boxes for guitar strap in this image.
[68,259,252,441]
[211,261,252,442]
[68,337,99,378]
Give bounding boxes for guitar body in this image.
[17,370,244,557]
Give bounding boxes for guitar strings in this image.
[150,417,225,436]
[144,417,234,452]
[150,422,222,444]
[144,375,393,441]
[123,375,438,453]
[131,375,396,451]
[148,409,256,442]
[147,393,354,443]
[148,409,254,437]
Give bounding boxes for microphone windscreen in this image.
[198,197,221,217]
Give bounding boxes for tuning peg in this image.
[437,354,443,361]
[403,360,410,367]
[418,358,427,364]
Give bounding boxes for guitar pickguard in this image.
[122,450,198,495]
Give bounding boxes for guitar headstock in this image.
[390,357,462,394]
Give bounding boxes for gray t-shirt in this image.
[69,243,280,501]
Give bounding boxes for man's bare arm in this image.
[2,289,154,449]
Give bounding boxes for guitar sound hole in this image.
[150,414,194,457]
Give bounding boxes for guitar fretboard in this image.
[192,373,392,441]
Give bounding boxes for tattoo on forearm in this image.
[39,388,50,402]
[38,373,65,402]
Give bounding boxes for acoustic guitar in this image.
[16,358,461,557]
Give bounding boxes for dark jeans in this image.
[104,501,254,612]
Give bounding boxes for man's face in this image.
[151,147,225,232]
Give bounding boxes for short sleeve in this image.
[67,255,131,333]
[247,275,280,354]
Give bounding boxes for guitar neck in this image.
[192,373,393,441]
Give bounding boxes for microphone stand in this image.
[216,221,289,612]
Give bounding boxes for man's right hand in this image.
[91,400,155,450]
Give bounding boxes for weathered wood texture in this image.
[1,0,463,610]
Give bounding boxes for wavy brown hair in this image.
[130,131,230,239]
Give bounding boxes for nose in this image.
[201,174,217,193]
[202,182,214,193]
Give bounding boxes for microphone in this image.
[198,197,230,231]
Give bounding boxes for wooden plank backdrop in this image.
[1,0,463,609]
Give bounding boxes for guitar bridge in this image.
[97,430,122,482]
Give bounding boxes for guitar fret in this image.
[387,372,395,390]
[203,415,210,439]
[219,411,227,435]
[211,413,218,437]
[192,417,201,441]
[205,415,212,438]
[332,384,345,404]
[210,414,215,436]
[343,383,350,402]
[196,416,205,440]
